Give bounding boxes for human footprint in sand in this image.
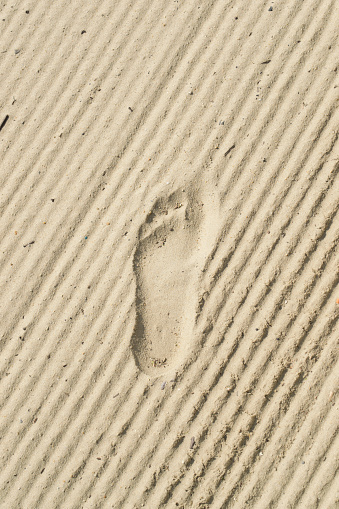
[131,181,219,375]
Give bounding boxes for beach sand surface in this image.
[0,0,338,507]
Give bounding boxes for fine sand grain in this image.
[0,0,338,508]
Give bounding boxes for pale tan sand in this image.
[0,0,338,507]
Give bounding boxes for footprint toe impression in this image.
[131,184,217,375]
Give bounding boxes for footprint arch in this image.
[131,182,218,376]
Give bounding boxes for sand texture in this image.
[0,0,338,507]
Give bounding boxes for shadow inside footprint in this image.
[131,184,217,375]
